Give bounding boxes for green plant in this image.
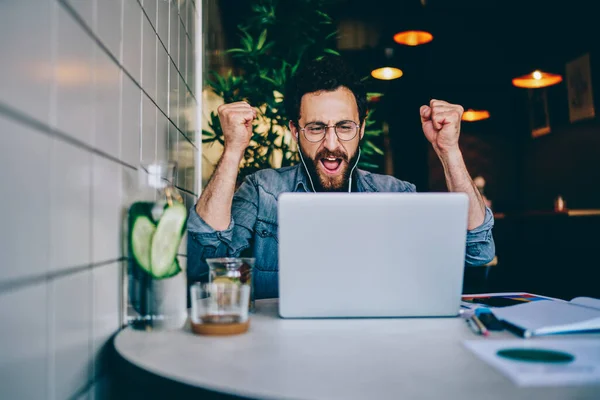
[202,0,385,179]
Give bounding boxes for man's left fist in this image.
[420,99,463,155]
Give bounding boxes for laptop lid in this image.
[277,192,469,318]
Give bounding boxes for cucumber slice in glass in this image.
[130,216,156,274]
[158,259,182,279]
[150,202,187,278]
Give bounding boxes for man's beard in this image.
[299,145,360,192]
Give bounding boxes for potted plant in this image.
[202,0,385,182]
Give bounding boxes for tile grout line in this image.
[47,2,58,398]
[154,0,159,163]
[175,185,198,197]
[0,258,125,296]
[119,0,127,334]
[89,0,97,374]
[0,101,137,171]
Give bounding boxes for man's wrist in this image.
[437,147,463,166]
[222,147,245,165]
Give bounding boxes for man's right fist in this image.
[217,101,256,154]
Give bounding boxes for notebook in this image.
[491,297,600,338]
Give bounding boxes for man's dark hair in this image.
[284,56,367,125]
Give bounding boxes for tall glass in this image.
[126,162,188,330]
[206,258,255,312]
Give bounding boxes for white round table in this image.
[114,299,600,399]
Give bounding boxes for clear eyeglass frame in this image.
[299,120,360,143]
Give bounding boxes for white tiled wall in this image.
[0,0,199,398]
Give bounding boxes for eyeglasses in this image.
[299,120,360,143]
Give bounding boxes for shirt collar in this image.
[293,163,311,192]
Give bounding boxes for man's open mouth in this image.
[320,156,343,175]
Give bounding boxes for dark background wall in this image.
[214,0,600,214]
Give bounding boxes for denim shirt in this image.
[187,164,495,299]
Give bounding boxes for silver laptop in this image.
[277,192,469,318]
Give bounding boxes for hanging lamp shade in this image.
[512,70,563,88]
[392,2,433,47]
[371,67,403,80]
[370,47,403,81]
[462,109,490,122]
[393,30,433,46]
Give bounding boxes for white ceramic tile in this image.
[178,75,187,132]
[66,0,94,29]
[187,90,198,145]
[54,6,95,146]
[120,73,142,167]
[96,0,123,61]
[122,0,142,84]
[168,0,179,70]
[180,0,188,35]
[142,16,157,101]
[169,59,179,122]
[157,111,169,162]
[141,95,157,162]
[94,49,121,157]
[92,156,123,263]
[168,119,179,164]
[0,117,51,283]
[0,0,52,124]
[121,166,139,210]
[186,144,197,194]
[142,0,157,30]
[157,0,169,47]
[157,44,169,114]
[178,19,187,84]
[186,36,195,96]
[92,262,121,378]
[177,135,195,190]
[49,139,92,272]
[52,270,92,400]
[0,284,48,399]
[187,0,195,42]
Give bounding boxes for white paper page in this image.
[571,297,600,311]
[492,301,600,334]
[463,339,600,386]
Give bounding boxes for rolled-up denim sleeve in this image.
[187,175,259,283]
[465,206,495,266]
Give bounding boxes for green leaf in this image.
[324,48,340,56]
[226,48,247,54]
[363,140,384,155]
[358,162,379,170]
[315,10,332,21]
[259,41,275,54]
[364,129,384,137]
[325,30,338,40]
[202,129,215,138]
[257,29,267,50]
[260,75,278,85]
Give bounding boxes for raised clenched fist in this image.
[420,99,464,155]
[217,101,257,154]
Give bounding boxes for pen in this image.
[501,320,533,339]
[465,317,482,336]
[471,314,490,337]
